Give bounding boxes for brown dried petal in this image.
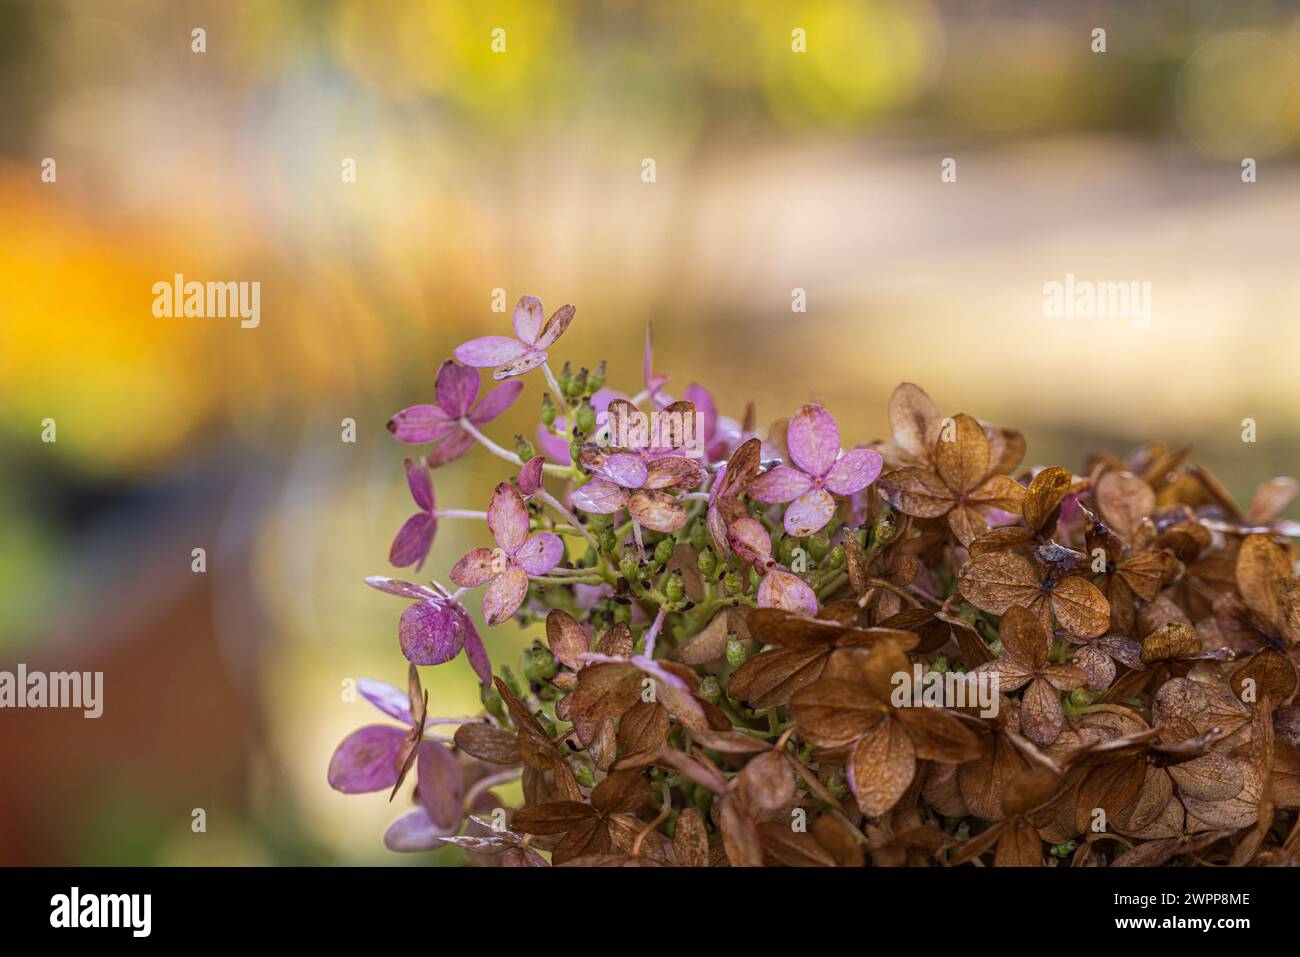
[719,793,764,867]
[567,661,644,721]
[1246,477,1299,525]
[956,551,1041,615]
[1096,470,1155,542]
[728,647,829,709]
[672,807,709,868]
[545,609,589,671]
[879,468,955,518]
[789,679,887,747]
[848,716,916,817]
[628,489,688,533]
[1020,678,1065,746]
[935,413,990,494]
[1231,648,1298,703]
[617,700,670,755]
[1022,467,1073,536]
[888,382,941,462]
[1140,622,1201,664]
[741,750,796,811]
[1237,533,1290,625]
[1049,576,1111,639]
[1116,549,1176,602]
[998,605,1050,669]
[590,768,651,814]
[453,723,521,765]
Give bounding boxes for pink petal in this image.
[389,513,437,569]
[682,384,717,442]
[357,677,413,725]
[461,615,493,686]
[483,565,529,625]
[364,576,441,601]
[571,480,631,514]
[493,349,547,380]
[487,482,530,553]
[758,570,819,616]
[417,739,465,831]
[518,455,545,497]
[535,422,571,464]
[450,547,503,588]
[515,532,564,575]
[388,404,457,444]
[434,359,480,418]
[825,448,884,496]
[535,303,576,349]
[629,489,688,533]
[748,465,813,504]
[455,335,528,367]
[327,726,407,793]
[404,458,434,511]
[787,404,841,477]
[599,452,649,489]
[783,487,836,537]
[727,517,773,566]
[469,379,524,424]
[426,429,475,468]
[384,807,452,852]
[643,456,707,490]
[512,295,546,345]
[398,599,470,666]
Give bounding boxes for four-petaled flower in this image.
[389,458,437,569]
[451,483,564,624]
[878,412,1025,546]
[749,404,883,537]
[571,444,706,533]
[364,577,492,681]
[454,295,576,379]
[327,666,464,839]
[388,359,522,468]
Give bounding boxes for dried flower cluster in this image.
[330,296,1300,867]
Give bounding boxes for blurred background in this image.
[2,0,1299,864]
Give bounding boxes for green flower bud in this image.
[514,434,536,461]
[688,520,709,553]
[564,367,587,398]
[654,538,676,565]
[808,530,831,562]
[747,565,761,590]
[612,601,632,624]
[827,544,846,568]
[824,766,849,800]
[558,361,573,393]
[665,570,686,603]
[725,635,749,669]
[500,665,524,699]
[599,528,618,554]
[587,359,606,392]
[619,553,640,580]
[929,654,949,674]
[1049,840,1076,859]
[522,640,558,683]
[573,763,596,789]
[777,535,798,567]
[1069,687,1097,708]
[722,570,743,596]
[480,682,505,722]
[698,674,721,704]
[575,401,597,435]
[697,546,717,577]
[871,508,899,547]
[539,393,557,427]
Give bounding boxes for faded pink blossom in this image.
[453,295,575,380]
[749,403,883,537]
[388,359,522,469]
[450,483,564,624]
